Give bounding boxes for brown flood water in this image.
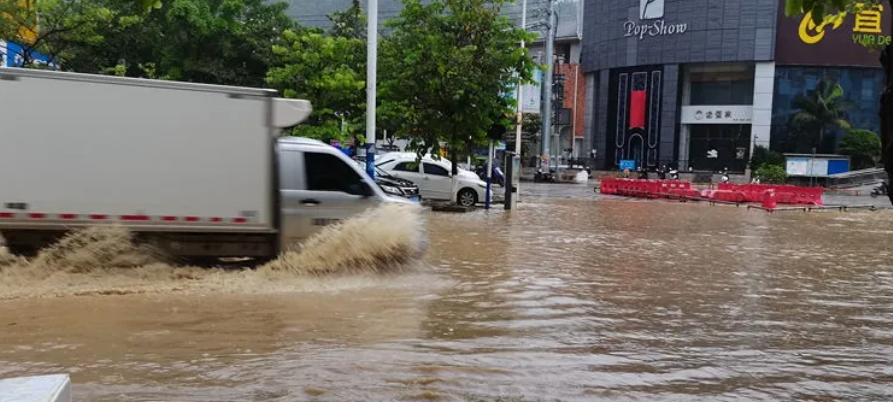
[2,188,893,401]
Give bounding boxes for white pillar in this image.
[751,62,776,151]
[364,0,378,178]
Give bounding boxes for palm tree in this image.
[791,77,853,153]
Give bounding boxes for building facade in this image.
[582,0,890,172]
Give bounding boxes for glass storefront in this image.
[771,66,882,152]
[688,124,752,173]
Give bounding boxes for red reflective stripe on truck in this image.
[120,215,150,221]
[1,212,249,223]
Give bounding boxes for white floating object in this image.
[0,374,71,402]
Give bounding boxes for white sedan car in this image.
[376,153,489,206]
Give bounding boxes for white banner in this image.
[681,105,753,124]
[520,68,542,114]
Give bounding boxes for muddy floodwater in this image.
[3,184,893,401]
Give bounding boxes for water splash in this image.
[0,203,427,300]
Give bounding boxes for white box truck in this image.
[0,69,404,261]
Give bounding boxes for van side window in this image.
[279,150,301,190]
[305,152,365,195]
[423,163,449,176]
[393,162,418,172]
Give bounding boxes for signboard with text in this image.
[680,105,753,125]
[776,1,892,66]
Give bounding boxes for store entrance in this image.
[688,124,752,173]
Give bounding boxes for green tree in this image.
[750,145,786,171]
[266,28,366,142]
[755,165,788,184]
[791,77,852,153]
[329,0,365,39]
[840,129,882,169]
[63,0,295,87]
[379,0,537,184]
[0,0,114,67]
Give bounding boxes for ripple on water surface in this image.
[2,190,893,401]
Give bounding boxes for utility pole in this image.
[514,0,527,157]
[365,0,378,179]
[541,0,556,171]
[507,0,527,211]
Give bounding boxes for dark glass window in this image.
[304,152,365,195]
[393,162,418,172]
[690,80,754,105]
[771,66,883,152]
[423,163,449,176]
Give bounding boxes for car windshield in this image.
[355,160,390,178]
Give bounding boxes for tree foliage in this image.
[750,145,786,171]
[58,0,295,87]
[266,2,368,143]
[379,0,537,174]
[756,164,789,184]
[756,165,788,184]
[791,77,853,153]
[840,128,882,169]
[329,0,365,39]
[0,0,115,67]
[266,28,366,142]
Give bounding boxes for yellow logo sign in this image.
[798,3,886,45]
[798,11,846,44]
[855,4,883,34]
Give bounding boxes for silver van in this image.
[277,137,409,249]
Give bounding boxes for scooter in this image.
[871,180,888,198]
[535,167,556,183]
[476,165,505,186]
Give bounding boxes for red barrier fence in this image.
[601,179,824,206]
[717,183,823,206]
[600,179,693,199]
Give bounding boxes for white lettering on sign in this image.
[624,19,689,40]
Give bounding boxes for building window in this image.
[686,64,755,106]
[771,66,882,153]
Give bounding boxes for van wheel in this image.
[5,243,38,258]
[457,188,478,207]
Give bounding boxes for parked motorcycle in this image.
[475,164,505,186]
[534,167,556,183]
[871,180,888,198]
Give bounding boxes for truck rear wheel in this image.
[1,230,66,258]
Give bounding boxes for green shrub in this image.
[755,165,788,184]
[750,145,785,171]
[839,129,881,170]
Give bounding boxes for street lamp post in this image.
[506,0,527,211]
[365,0,378,179]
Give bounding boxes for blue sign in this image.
[619,159,636,171]
[2,41,53,67]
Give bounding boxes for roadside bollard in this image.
[762,190,777,210]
